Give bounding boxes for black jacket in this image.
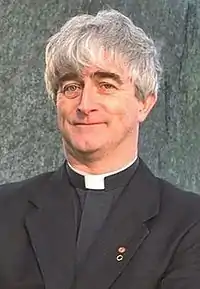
[0,159,200,289]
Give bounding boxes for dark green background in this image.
[0,0,200,193]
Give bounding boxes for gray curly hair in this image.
[44,9,162,102]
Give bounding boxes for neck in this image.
[63,140,138,175]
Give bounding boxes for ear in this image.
[138,93,157,123]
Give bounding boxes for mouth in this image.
[75,122,105,126]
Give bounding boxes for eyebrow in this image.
[59,72,81,82]
[59,71,123,85]
[92,71,123,85]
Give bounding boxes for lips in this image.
[75,123,102,125]
[74,122,105,125]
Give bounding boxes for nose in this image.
[77,81,98,115]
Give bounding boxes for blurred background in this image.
[0,0,200,193]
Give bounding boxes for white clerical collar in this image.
[67,156,138,190]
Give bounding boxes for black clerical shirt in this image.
[66,158,139,265]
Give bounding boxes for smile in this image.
[75,123,104,126]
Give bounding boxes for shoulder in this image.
[139,158,200,215]
[158,177,200,206]
[139,158,200,226]
[157,177,200,225]
[0,170,55,205]
[139,158,200,211]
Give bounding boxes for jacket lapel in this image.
[74,159,161,289]
[25,164,78,289]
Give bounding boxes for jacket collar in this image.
[66,157,139,190]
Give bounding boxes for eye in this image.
[61,83,82,98]
[63,84,81,92]
[100,82,115,89]
[99,82,117,93]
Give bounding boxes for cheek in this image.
[106,98,139,124]
[56,104,71,132]
[56,98,76,120]
[56,103,65,122]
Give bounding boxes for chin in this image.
[62,132,107,157]
[65,138,99,153]
[75,144,101,155]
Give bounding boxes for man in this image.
[0,9,200,289]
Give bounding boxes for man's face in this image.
[56,57,156,160]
